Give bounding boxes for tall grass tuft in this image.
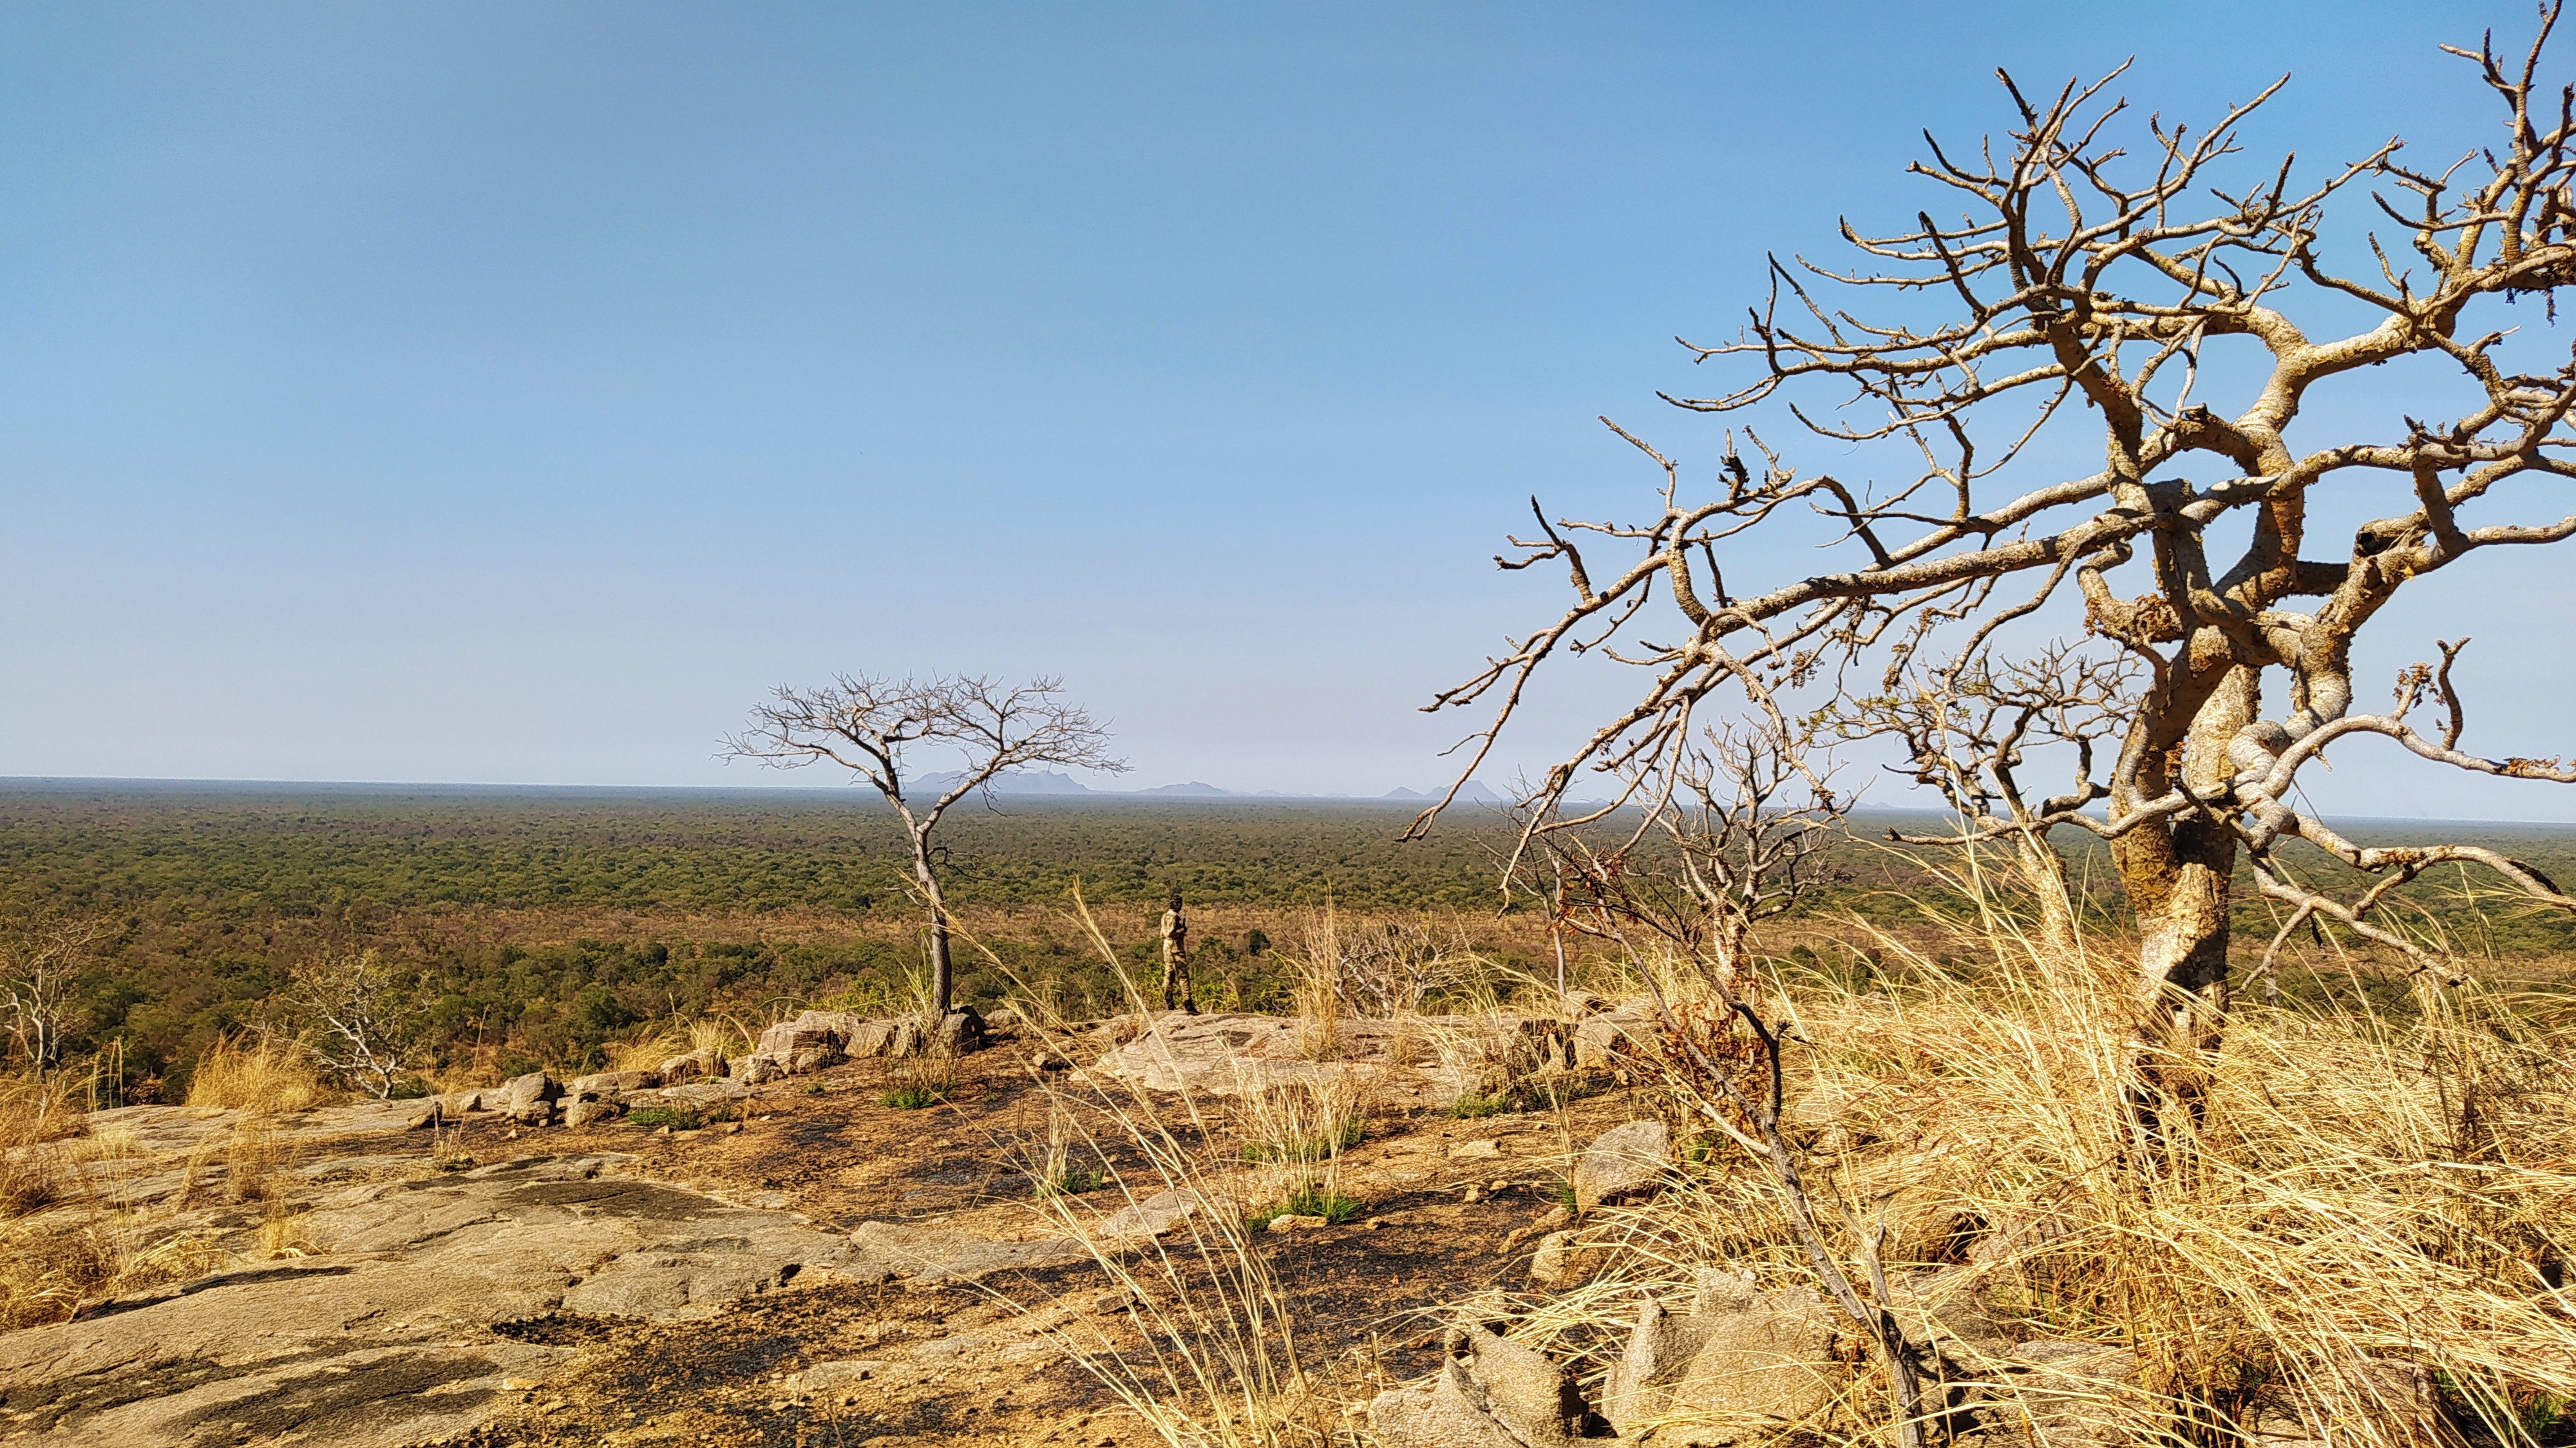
[186,1033,332,1113]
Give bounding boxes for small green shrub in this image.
[386,1077,433,1100]
[629,1105,702,1132]
[1246,1181,1362,1230]
[1449,1073,1602,1120]
[1034,1165,1108,1199]
[879,1080,954,1110]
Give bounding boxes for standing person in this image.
[1159,891,1195,1014]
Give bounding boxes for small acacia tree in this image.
[276,948,419,1100]
[723,674,1125,1014]
[1419,13,2576,1145]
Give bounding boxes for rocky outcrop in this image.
[1368,1326,1587,1448]
[739,1006,988,1081]
[0,1154,858,1448]
[1574,1119,1672,1210]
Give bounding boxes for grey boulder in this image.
[1574,1119,1672,1211]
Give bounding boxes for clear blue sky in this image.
[3,1,2568,819]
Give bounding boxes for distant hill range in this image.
[905,770,1505,803]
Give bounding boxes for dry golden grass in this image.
[185,1034,333,1112]
[222,1112,291,1205]
[0,1071,236,1329]
[1495,872,2576,1448]
[0,1073,85,1217]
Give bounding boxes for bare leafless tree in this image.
[276,948,419,1100]
[0,917,104,1078]
[723,674,1126,1013]
[1419,12,2576,1152]
[1520,714,1849,1000]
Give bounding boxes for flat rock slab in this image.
[81,1100,444,1159]
[0,1154,857,1448]
[841,1218,1094,1284]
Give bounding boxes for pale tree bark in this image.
[724,674,1126,1013]
[1,917,104,1080]
[1417,10,2576,1157]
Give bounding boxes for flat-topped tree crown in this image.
[723,674,1126,1013]
[1422,9,2576,1150]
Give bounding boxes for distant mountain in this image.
[908,769,1095,797]
[1136,781,1233,797]
[1382,779,1504,804]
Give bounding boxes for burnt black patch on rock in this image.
[503,1178,725,1221]
[163,1349,497,1442]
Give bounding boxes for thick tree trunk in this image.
[2114,663,2252,1156]
[911,837,953,1015]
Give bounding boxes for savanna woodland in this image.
[8,14,2576,1448]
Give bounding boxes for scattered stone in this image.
[1571,1008,1654,1069]
[1092,1288,1137,1314]
[756,1014,849,1074]
[931,1006,986,1058]
[784,1355,887,1396]
[2240,1356,2438,1447]
[1265,1214,1328,1233]
[1368,1326,1582,1448]
[1529,1230,1600,1288]
[1574,1119,1671,1211]
[561,1096,625,1129]
[1499,1205,1572,1257]
[658,1048,724,1083]
[735,1056,784,1086]
[1448,1139,1502,1160]
[1104,1188,1200,1239]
